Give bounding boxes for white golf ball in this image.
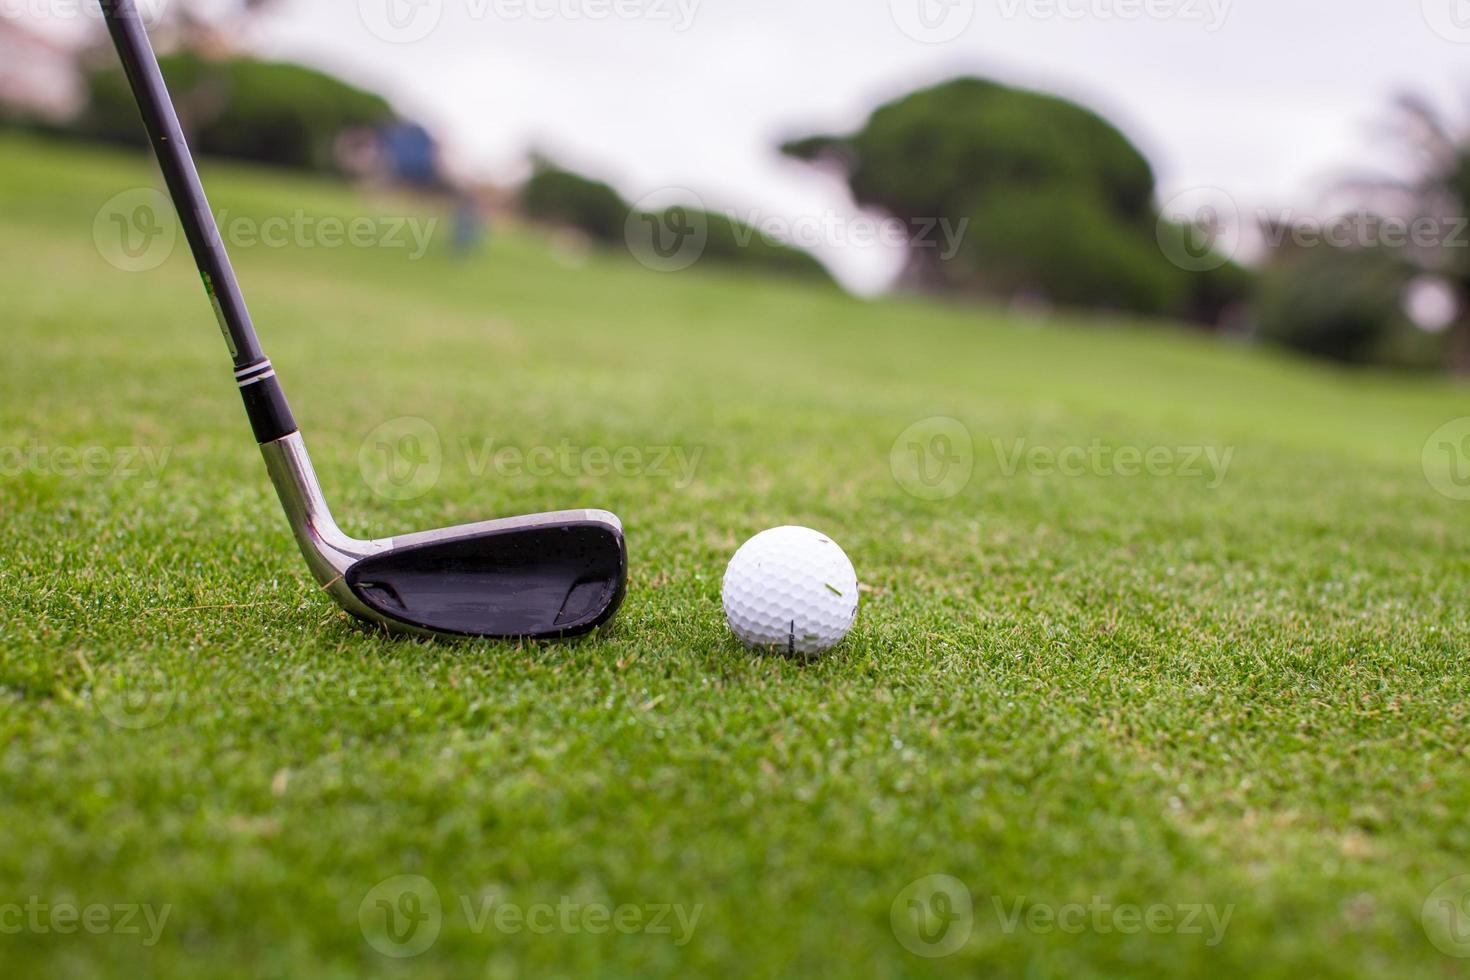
[721,526,859,656]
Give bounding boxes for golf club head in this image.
[345,515,627,639]
[261,433,627,640]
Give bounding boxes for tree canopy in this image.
[77,52,395,174]
[783,77,1247,322]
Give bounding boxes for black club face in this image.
[344,520,628,640]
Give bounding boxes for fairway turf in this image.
[1,133,1468,978]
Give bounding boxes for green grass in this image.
[2,132,1469,979]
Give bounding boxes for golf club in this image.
[98,0,628,640]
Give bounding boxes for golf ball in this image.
[721,526,859,656]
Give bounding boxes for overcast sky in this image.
[20,0,1470,291]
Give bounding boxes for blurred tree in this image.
[959,184,1185,314]
[56,1,409,175]
[1156,220,1255,328]
[784,78,1155,229]
[521,162,630,244]
[1251,94,1470,371]
[783,77,1250,322]
[519,161,832,284]
[75,52,395,173]
[1381,95,1470,371]
[675,207,834,283]
[1255,240,1427,365]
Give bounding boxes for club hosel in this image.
[234,359,298,444]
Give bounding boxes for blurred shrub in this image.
[521,164,630,244]
[784,76,1252,322]
[76,53,393,173]
[1255,244,1438,366]
[521,164,832,283]
[1154,220,1256,326]
[696,209,834,283]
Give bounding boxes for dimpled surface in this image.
[721,526,859,656]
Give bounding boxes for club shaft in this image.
[99,0,297,444]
